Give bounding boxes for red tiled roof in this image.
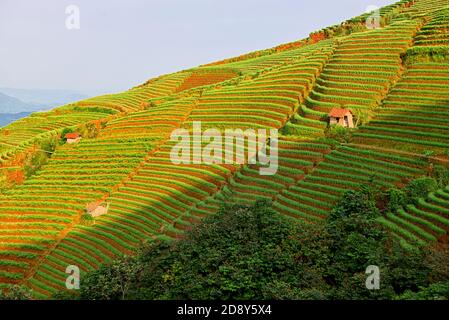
[328,108,352,118]
[65,133,80,139]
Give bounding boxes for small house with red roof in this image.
[328,108,354,128]
[65,132,82,144]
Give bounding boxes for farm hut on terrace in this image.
[328,108,354,128]
[65,132,82,144]
[86,201,110,217]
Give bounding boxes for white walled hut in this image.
[65,132,82,144]
[86,201,110,217]
[328,108,354,128]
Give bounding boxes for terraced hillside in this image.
[285,20,420,135]
[1,0,449,298]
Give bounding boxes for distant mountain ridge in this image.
[0,92,43,113]
[0,112,30,127]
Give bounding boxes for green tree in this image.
[0,285,33,300]
[404,177,438,205]
[79,255,142,300]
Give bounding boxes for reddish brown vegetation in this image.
[309,31,327,43]
[6,169,24,184]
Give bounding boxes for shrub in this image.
[431,165,449,189]
[325,125,352,143]
[385,188,407,213]
[80,213,95,226]
[79,255,143,300]
[404,46,449,64]
[0,285,33,300]
[398,282,449,300]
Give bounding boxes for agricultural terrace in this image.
[185,40,336,131]
[185,136,332,219]
[379,184,449,249]
[0,95,201,295]
[272,145,428,224]
[353,62,449,154]
[0,72,189,170]
[174,68,241,92]
[75,72,190,113]
[0,107,114,165]
[286,20,420,136]
[414,8,449,47]
[22,40,339,296]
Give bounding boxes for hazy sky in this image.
[0,0,397,95]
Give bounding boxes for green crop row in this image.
[0,271,24,280]
[104,210,160,233]
[110,197,177,223]
[323,154,413,178]
[290,114,327,129]
[271,164,304,180]
[331,149,421,174]
[0,206,77,216]
[39,261,71,280]
[33,271,63,292]
[306,175,363,189]
[0,200,81,211]
[142,164,226,182]
[128,179,209,198]
[281,189,333,209]
[115,190,190,212]
[76,226,136,252]
[114,199,179,229]
[96,219,152,242]
[314,83,381,99]
[417,198,449,216]
[242,166,295,184]
[428,193,449,208]
[316,163,397,186]
[396,209,445,235]
[136,170,217,190]
[69,230,123,256]
[273,201,322,223]
[355,131,449,148]
[310,90,376,106]
[377,217,426,247]
[436,189,449,201]
[188,114,283,127]
[120,185,198,206]
[52,248,94,272]
[228,178,273,195]
[289,185,339,202]
[339,146,425,166]
[0,260,29,269]
[319,73,389,84]
[0,228,58,237]
[63,237,111,263]
[0,250,39,259]
[277,193,330,214]
[406,205,449,227]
